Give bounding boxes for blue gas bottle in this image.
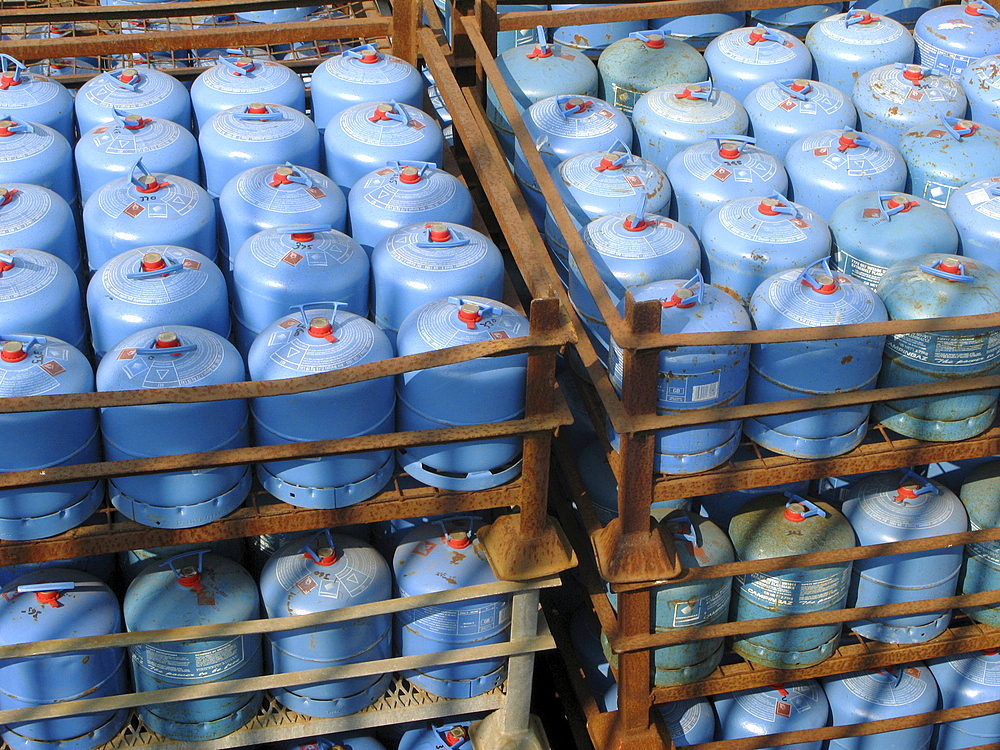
[605,512,734,685]
[371,222,504,347]
[597,29,709,118]
[219,162,346,280]
[349,161,475,256]
[875,254,1000,441]
[232,225,369,355]
[75,67,191,134]
[743,78,858,160]
[545,142,669,281]
[277,736,387,750]
[704,25,814,104]
[249,306,396,508]
[822,663,938,750]
[785,128,907,223]
[959,461,1000,628]
[396,296,528,491]
[831,191,959,290]
[0,336,103,541]
[75,108,200,204]
[729,493,854,668]
[261,530,393,717]
[915,0,1000,79]
[632,80,749,173]
[119,536,246,582]
[191,54,306,129]
[750,3,845,35]
[928,650,1000,749]
[398,724,473,750]
[0,572,129,750]
[0,117,75,206]
[514,94,632,225]
[487,28,599,161]
[746,261,888,458]
[0,249,85,351]
[98,326,251,529]
[495,5,548,52]
[0,54,74,143]
[842,470,967,642]
[0,183,82,278]
[806,10,915,98]
[962,54,1000,130]
[713,680,829,750]
[666,135,788,240]
[83,159,217,271]
[854,63,968,148]
[607,273,752,475]
[569,197,701,363]
[650,12,745,47]
[701,192,832,306]
[394,518,512,698]
[200,103,321,198]
[947,177,1000,266]
[124,550,263,740]
[850,0,941,25]
[551,4,647,58]
[88,247,229,360]
[325,101,444,198]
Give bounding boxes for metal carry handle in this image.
[712,134,755,159]
[234,104,285,121]
[446,297,503,317]
[784,492,828,519]
[0,54,25,85]
[107,68,142,91]
[555,94,593,117]
[0,115,33,135]
[670,513,703,549]
[895,469,939,502]
[368,100,411,125]
[876,192,918,218]
[845,8,879,25]
[775,78,812,100]
[125,256,185,280]
[269,162,314,189]
[919,257,975,282]
[415,225,470,248]
[661,269,705,310]
[277,224,332,236]
[290,301,347,329]
[941,114,979,140]
[217,54,257,76]
[300,528,338,564]
[133,342,198,356]
[798,257,838,294]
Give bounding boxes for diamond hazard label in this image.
[598,109,615,119]
[409,120,425,130]
[196,589,215,606]
[375,168,393,175]
[282,251,304,266]
[490,331,510,340]
[790,218,810,228]
[123,202,144,217]
[813,147,830,157]
[780,98,797,111]
[713,166,733,181]
[40,361,65,376]
[863,208,882,218]
[278,318,298,329]
[117,348,137,360]
[295,576,316,595]
[414,541,436,556]
[624,175,644,188]
[182,259,201,270]
[928,129,946,138]
[94,127,109,134]
[775,701,792,718]
[908,89,924,102]
[306,187,326,199]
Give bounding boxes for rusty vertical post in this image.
[616,588,661,750]
[474,0,499,102]
[393,0,420,64]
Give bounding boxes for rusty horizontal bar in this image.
[0,0,386,22]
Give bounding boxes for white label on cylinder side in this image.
[646,87,738,123]
[670,584,729,627]
[408,599,511,636]
[715,30,798,64]
[845,670,928,706]
[947,653,1000,686]
[135,636,246,681]
[968,521,1000,567]
[885,330,1000,367]
[915,34,974,77]
[739,568,849,609]
[659,370,722,405]
[966,187,1000,220]
[835,250,886,288]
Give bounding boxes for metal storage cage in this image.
[0,2,579,748]
[424,1,1000,748]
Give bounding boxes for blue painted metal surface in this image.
[88,247,229,360]
[713,680,829,750]
[874,254,1000,440]
[607,274,752,474]
[743,78,857,160]
[83,159,217,271]
[729,494,854,668]
[746,261,888,458]
[235,7,319,22]
[842,471,967,642]
[487,28,599,161]
[232,225,369,355]
[928,650,1000,749]
[120,537,245,582]
[962,54,1000,130]
[597,29,708,117]
[701,192,831,306]
[854,63,967,148]
[822,663,938,749]
[0,336,103,541]
[849,0,940,25]
[704,26,814,103]
[947,177,1000,265]
[551,4,647,58]
[261,530,393,718]
[0,516,113,587]
[98,326,251,529]
[0,118,74,205]
[514,94,632,225]
[276,736,387,750]
[350,161,474,256]
[0,250,85,351]
[696,480,811,529]
[649,13,745,47]
[632,80,749,172]
[785,127,907,223]
[0,183,81,278]
[75,67,191,134]
[569,200,700,362]
[666,135,788,239]
[398,724,473,750]
[394,519,511,698]
[325,101,444,197]
[0,55,74,143]
[75,109,199,204]
[395,296,528,491]
[249,306,395,508]
[124,551,263,740]
[200,103,321,198]
[750,4,845,35]
[545,143,669,281]
[191,55,305,129]
[831,191,959,290]
[0,571,129,750]
[806,11,915,98]
[496,5,548,53]
[914,1,1000,79]
[958,461,1000,627]
[371,222,503,347]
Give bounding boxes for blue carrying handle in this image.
[129,158,169,193]
[217,53,257,76]
[761,190,799,218]
[446,297,504,321]
[784,492,828,519]
[712,133,755,159]
[125,254,186,280]
[290,301,347,329]
[0,114,33,135]
[670,514,703,549]
[277,224,332,237]
[0,54,25,84]
[798,257,839,294]
[234,104,284,121]
[919,257,974,282]
[368,99,411,125]
[895,469,939,502]
[344,43,381,61]
[389,159,436,177]
[747,24,785,44]
[894,61,936,81]
[675,79,713,101]
[160,549,210,577]
[941,114,979,141]
[845,8,879,25]
[876,192,919,219]
[17,581,75,607]
[300,528,338,564]
[107,68,142,91]
[966,1,1000,19]
[432,725,470,749]
[986,184,1000,199]
[630,28,670,43]
[555,94,593,117]
[838,128,877,151]
[416,224,470,248]
[775,78,812,100]
[133,342,198,357]
[661,269,705,310]
[0,334,47,350]
[271,162,314,189]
